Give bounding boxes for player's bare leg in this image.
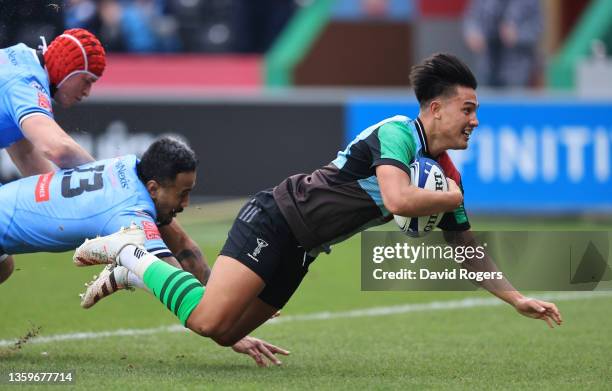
[184,264,289,367]
[206,297,279,347]
[74,238,289,366]
[185,255,265,339]
[79,245,281,342]
[209,298,287,366]
[74,240,263,331]
[0,255,14,284]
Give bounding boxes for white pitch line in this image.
[267,291,612,324]
[1,291,610,348]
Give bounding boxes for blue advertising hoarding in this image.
[347,98,612,213]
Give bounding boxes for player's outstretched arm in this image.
[20,115,94,169]
[443,230,563,328]
[377,164,463,217]
[159,219,211,284]
[6,138,55,176]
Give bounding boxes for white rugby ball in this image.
[394,157,448,237]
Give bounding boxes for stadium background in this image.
[1,1,611,389]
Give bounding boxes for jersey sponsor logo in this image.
[247,238,268,262]
[142,221,161,240]
[6,48,17,66]
[30,81,47,94]
[37,92,52,112]
[35,172,54,202]
[114,160,130,189]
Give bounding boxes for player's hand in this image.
[513,297,563,328]
[446,178,460,193]
[231,336,290,367]
[445,178,463,209]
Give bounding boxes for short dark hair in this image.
[138,136,198,184]
[409,53,477,107]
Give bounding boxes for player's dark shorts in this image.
[220,189,316,309]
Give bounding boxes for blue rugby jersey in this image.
[0,155,172,258]
[0,43,54,148]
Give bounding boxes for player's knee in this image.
[189,320,234,346]
[187,313,232,341]
[0,256,15,284]
[195,320,233,341]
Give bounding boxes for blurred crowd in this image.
[0,0,417,53]
[0,0,299,53]
[463,0,542,87]
[0,0,544,87]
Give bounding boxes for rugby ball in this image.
[394,157,448,237]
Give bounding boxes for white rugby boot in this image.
[80,265,134,309]
[73,223,146,267]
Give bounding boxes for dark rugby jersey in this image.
[273,115,470,252]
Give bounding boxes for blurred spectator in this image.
[1,0,295,54]
[169,0,298,53]
[169,0,236,52]
[117,0,158,52]
[64,0,180,52]
[0,0,64,48]
[463,0,542,87]
[120,0,180,52]
[233,0,299,53]
[95,0,125,52]
[65,0,97,30]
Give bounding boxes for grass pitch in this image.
[1,201,611,390]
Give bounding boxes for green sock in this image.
[142,260,204,325]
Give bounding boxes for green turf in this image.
[1,202,611,390]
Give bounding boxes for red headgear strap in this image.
[44,28,106,87]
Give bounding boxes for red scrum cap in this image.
[43,28,106,88]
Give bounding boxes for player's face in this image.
[153,171,197,225]
[438,86,479,150]
[54,73,97,108]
